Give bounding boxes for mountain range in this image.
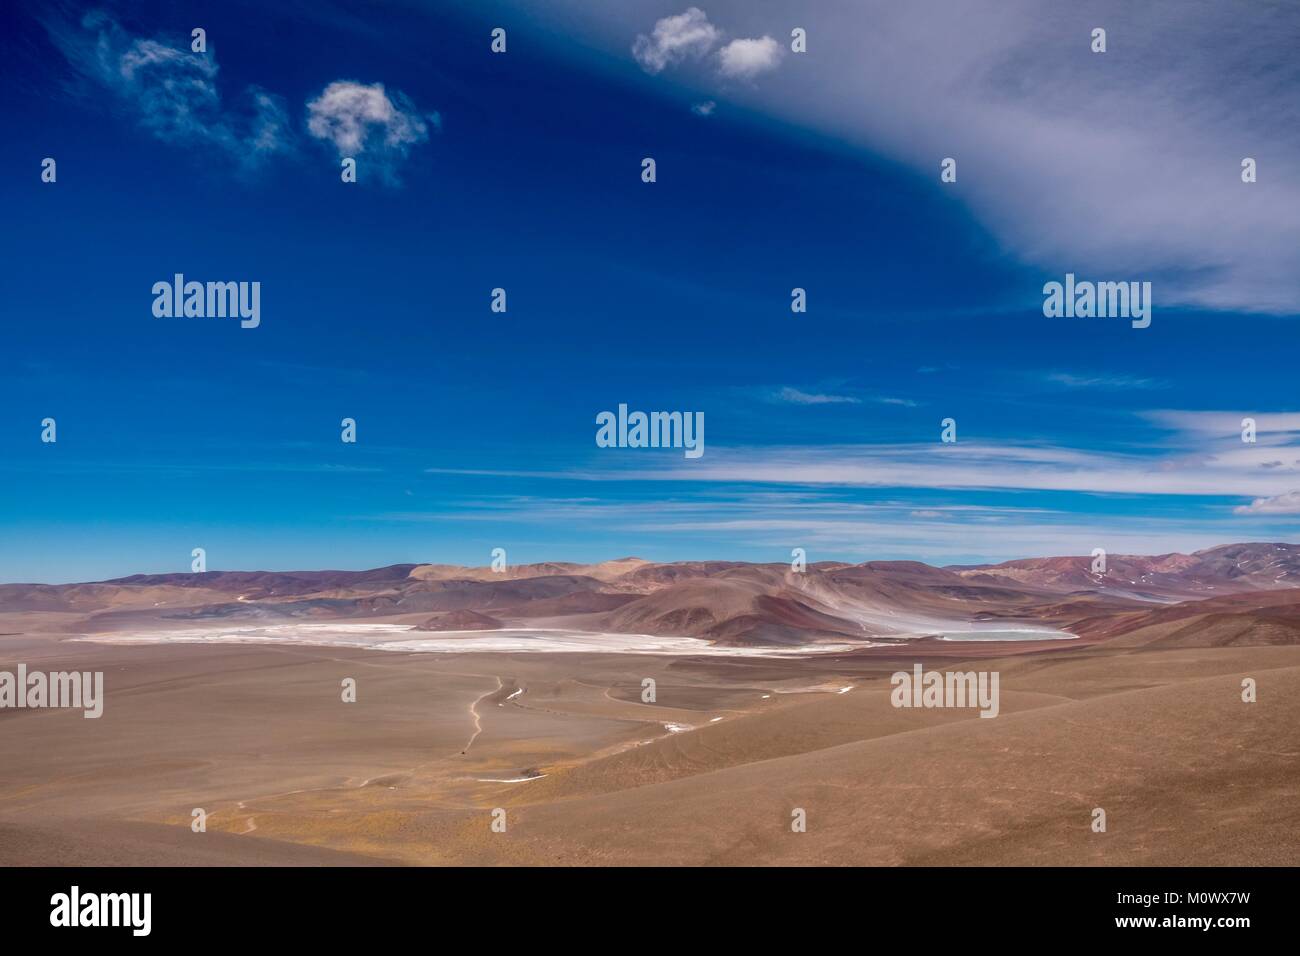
[5,542,1300,649]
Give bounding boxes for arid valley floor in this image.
[2,547,1298,866]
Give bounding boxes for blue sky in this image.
[3,0,1300,583]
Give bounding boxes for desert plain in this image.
[1,545,1297,866]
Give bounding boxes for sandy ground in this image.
[0,620,1295,865]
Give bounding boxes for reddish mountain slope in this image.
[950,543,1300,600]
[5,544,1299,647]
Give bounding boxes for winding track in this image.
[463,677,504,753]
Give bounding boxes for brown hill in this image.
[950,542,1300,600]
[1079,589,1300,647]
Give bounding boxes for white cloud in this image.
[526,0,1300,314]
[632,7,721,74]
[45,14,437,186]
[774,387,861,405]
[1044,372,1164,390]
[428,404,1300,504]
[691,99,717,116]
[522,405,1300,502]
[716,36,782,80]
[47,12,290,167]
[1143,411,1300,441]
[306,81,432,159]
[375,493,1267,563]
[1235,491,1300,515]
[638,439,1300,498]
[470,405,1300,504]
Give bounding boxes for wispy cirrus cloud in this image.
[365,492,1256,563]
[1043,372,1166,390]
[639,439,1300,498]
[425,409,1300,504]
[407,408,1300,558]
[1142,410,1300,441]
[46,11,292,168]
[772,386,860,405]
[765,386,916,407]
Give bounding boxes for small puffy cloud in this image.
[716,36,782,80]
[306,81,432,157]
[1234,491,1300,515]
[632,7,721,74]
[691,100,717,117]
[46,12,290,167]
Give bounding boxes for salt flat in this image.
[75,623,878,657]
[940,627,1077,642]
